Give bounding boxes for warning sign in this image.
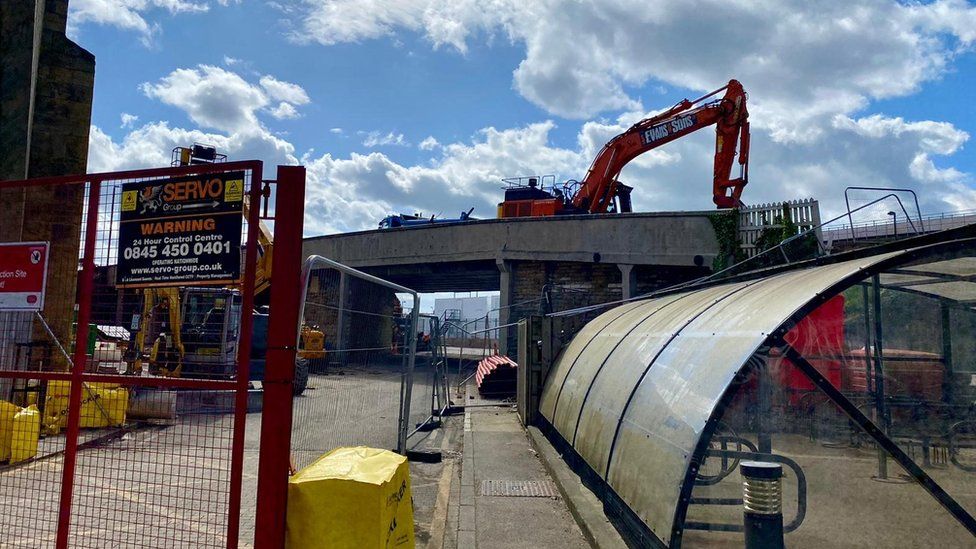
[121,190,137,212]
[116,171,245,288]
[0,242,49,311]
[224,178,244,202]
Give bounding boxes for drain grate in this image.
[480,480,560,498]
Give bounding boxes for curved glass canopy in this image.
[540,237,976,547]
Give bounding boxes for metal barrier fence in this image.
[0,161,304,549]
[407,315,451,444]
[292,257,420,471]
[437,288,597,398]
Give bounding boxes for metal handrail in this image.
[844,187,924,240]
[829,208,976,232]
[822,209,976,242]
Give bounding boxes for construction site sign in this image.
[0,242,49,311]
[116,171,244,288]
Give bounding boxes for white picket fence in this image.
[739,199,821,258]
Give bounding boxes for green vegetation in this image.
[708,209,745,271]
[750,204,821,270]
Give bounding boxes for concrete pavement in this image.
[0,368,603,548]
[432,381,590,549]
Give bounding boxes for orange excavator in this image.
[497,79,749,217]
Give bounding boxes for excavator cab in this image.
[180,288,242,377]
[126,287,242,378]
[125,286,313,394]
[497,175,567,217]
[497,175,634,218]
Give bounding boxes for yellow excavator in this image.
[123,145,324,395]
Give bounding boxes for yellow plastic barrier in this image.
[0,400,19,462]
[286,446,415,549]
[10,405,39,464]
[44,381,128,434]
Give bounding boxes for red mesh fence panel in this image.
[1,162,263,548]
[0,373,67,548]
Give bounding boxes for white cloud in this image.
[301,121,582,233]
[295,109,975,235]
[909,153,967,185]
[289,0,427,46]
[831,114,968,155]
[141,65,267,132]
[91,66,303,179]
[69,0,218,45]
[744,113,973,217]
[120,113,139,128]
[90,1,976,235]
[362,131,409,147]
[140,65,309,131]
[939,183,976,212]
[907,0,976,45]
[288,0,976,141]
[419,136,440,151]
[91,105,975,237]
[223,55,242,66]
[266,1,299,15]
[88,121,296,174]
[259,75,311,105]
[269,102,301,120]
[270,0,976,232]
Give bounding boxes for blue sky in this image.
[78,1,551,166]
[71,0,976,235]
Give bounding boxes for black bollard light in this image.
[741,461,785,549]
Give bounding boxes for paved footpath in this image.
[437,396,590,549]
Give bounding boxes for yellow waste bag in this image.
[0,400,20,462]
[10,404,39,464]
[286,446,415,549]
[44,381,128,434]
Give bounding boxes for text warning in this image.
[0,242,49,311]
[116,171,245,288]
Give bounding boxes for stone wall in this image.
[502,261,709,357]
[345,277,397,359]
[0,0,95,370]
[305,270,398,365]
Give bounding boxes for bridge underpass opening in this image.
[425,291,501,354]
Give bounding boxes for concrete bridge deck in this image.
[303,211,720,290]
[303,212,722,355]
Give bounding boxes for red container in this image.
[848,348,943,402]
[778,295,845,401]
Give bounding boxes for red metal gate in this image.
[0,160,302,548]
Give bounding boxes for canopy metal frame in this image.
[671,237,976,547]
[538,230,976,548]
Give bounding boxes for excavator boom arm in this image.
[571,79,749,213]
